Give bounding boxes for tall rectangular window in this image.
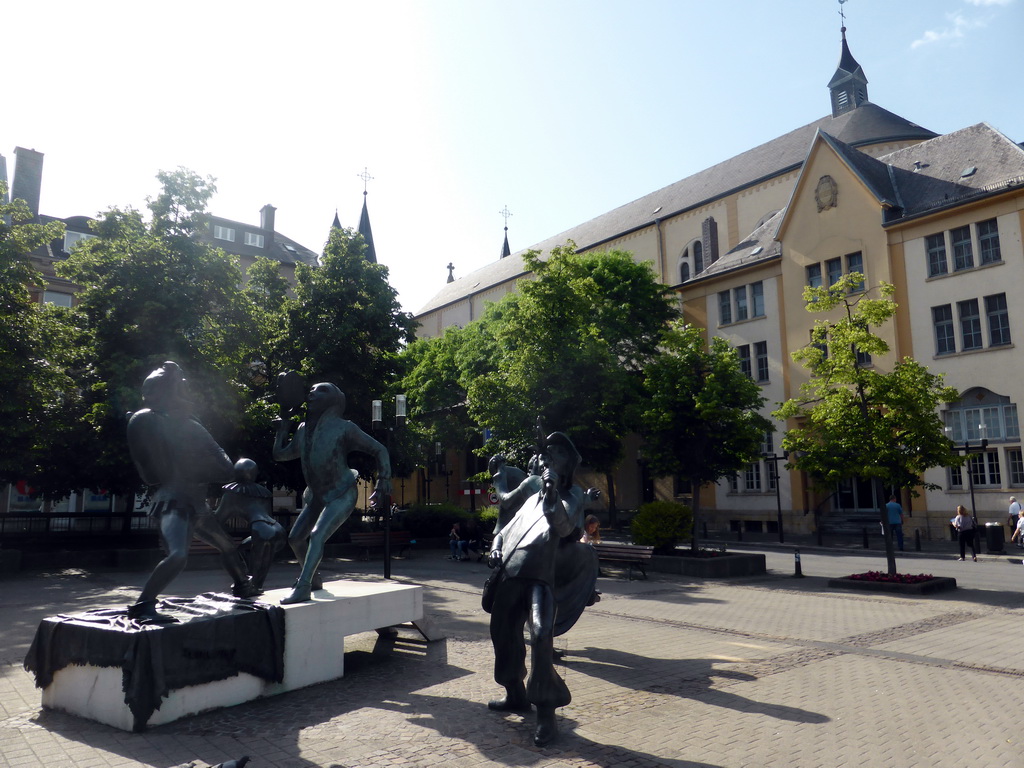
[754,341,769,382]
[734,287,748,321]
[978,219,1001,265]
[806,264,822,289]
[1009,449,1024,487]
[751,281,765,317]
[846,252,864,291]
[1006,405,1020,440]
[951,226,973,271]
[985,293,1011,346]
[737,344,752,378]
[926,233,948,277]
[718,291,732,325]
[826,257,842,287]
[933,305,955,355]
[744,462,762,492]
[958,299,982,350]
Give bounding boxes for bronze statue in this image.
[214,459,286,593]
[273,376,391,604]
[486,432,598,747]
[126,361,258,623]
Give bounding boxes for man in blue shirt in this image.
[886,495,905,551]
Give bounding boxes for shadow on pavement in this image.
[562,646,829,725]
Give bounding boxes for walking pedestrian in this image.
[953,505,977,562]
[886,495,905,551]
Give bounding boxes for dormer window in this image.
[244,232,265,248]
[213,225,236,242]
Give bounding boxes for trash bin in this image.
[985,522,1005,553]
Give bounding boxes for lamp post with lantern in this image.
[372,394,406,579]
[946,424,988,551]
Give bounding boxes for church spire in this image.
[356,167,377,264]
[828,5,869,118]
[499,205,512,259]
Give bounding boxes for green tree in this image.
[0,184,69,489]
[773,274,960,575]
[639,322,771,549]
[463,244,678,516]
[56,168,254,493]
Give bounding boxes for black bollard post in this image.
[794,548,804,578]
[862,527,869,549]
[702,522,708,539]
[914,528,921,552]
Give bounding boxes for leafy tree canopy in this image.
[0,184,70,488]
[640,322,771,486]
[773,274,961,573]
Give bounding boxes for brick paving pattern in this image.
[2,551,1023,767]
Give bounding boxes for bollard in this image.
[702,522,708,539]
[862,527,869,549]
[794,548,804,578]
[914,528,921,552]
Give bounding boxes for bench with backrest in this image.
[591,542,654,581]
[349,530,413,560]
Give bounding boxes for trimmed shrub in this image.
[630,501,693,554]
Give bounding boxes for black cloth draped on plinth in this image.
[24,592,285,731]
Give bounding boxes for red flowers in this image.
[847,571,935,584]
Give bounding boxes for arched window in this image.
[680,261,690,283]
[693,241,704,275]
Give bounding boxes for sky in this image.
[5,0,1022,317]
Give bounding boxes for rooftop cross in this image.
[838,0,847,29]
[358,167,374,196]
[499,205,513,232]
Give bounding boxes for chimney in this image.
[256,204,272,231]
[12,147,44,218]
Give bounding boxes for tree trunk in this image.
[690,483,702,552]
[604,471,618,530]
[876,477,897,575]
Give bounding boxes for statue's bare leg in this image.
[193,510,259,598]
[282,488,357,604]
[286,503,324,589]
[131,504,193,622]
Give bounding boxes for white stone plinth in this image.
[39,578,422,730]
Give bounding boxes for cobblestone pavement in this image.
[3,551,1024,768]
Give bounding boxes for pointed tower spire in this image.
[356,167,377,264]
[828,4,869,118]
[499,205,513,259]
[331,209,342,230]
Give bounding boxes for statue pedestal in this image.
[31,579,422,731]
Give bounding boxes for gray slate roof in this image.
[417,103,935,315]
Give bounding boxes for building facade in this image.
[414,28,1024,539]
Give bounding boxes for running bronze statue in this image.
[125,361,259,623]
[272,371,391,605]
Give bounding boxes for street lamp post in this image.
[762,451,788,544]
[372,394,406,580]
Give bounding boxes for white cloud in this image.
[964,0,1012,6]
[911,10,988,49]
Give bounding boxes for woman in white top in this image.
[953,504,977,561]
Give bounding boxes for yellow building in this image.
[415,28,1024,541]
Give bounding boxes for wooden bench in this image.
[591,542,654,581]
[349,530,413,560]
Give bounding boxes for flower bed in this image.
[847,571,935,584]
[828,572,956,595]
